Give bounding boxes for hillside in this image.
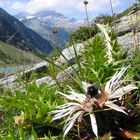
[0,41,42,66]
[0,8,53,54]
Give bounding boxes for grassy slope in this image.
[0,41,42,66]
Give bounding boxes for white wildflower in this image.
[50,83,98,137]
[50,66,138,137]
[104,67,138,114]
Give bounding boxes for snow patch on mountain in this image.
[15,10,86,30]
[15,10,89,48]
[26,15,35,19]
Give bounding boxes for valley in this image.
[15,10,86,48]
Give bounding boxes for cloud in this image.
[1,0,129,18]
[11,0,56,13]
[77,0,120,12]
[0,2,3,7]
[11,0,122,13]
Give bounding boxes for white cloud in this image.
[0,0,5,7]
[0,2,3,7]
[11,1,25,10]
[11,0,122,13]
[0,0,129,18]
[77,0,119,12]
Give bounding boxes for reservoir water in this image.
[0,66,26,75]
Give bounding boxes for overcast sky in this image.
[0,0,136,19]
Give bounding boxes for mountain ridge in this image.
[0,8,53,54]
[15,10,86,48]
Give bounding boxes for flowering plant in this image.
[50,67,137,137]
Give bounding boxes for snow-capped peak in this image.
[26,16,35,20]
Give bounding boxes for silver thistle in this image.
[50,67,138,137]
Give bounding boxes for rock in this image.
[20,61,48,79]
[34,65,77,87]
[0,61,48,89]
[0,75,18,89]
[35,76,55,86]
[56,65,78,82]
[112,8,140,54]
[117,31,140,54]
[113,9,140,36]
[55,43,84,65]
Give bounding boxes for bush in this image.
[69,25,99,42]
[94,14,113,24]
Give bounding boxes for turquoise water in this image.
[0,66,26,75]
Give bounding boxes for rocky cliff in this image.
[113,6,140,52]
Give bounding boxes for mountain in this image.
[0,8,53,54]
[15,10,86,48]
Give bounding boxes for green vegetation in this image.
[0,83,64,139]
[94,14,113,25]
[0,23,140,139]
[115,2,140,20]
[94,2,140,24]
[69,26,99,42]
[0,41,42,66]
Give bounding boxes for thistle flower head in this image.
[50,83,98,136]
[50,66,138,137]
[103,66,138,114]
[105,66,136,99]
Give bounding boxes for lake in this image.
[0,66,27,75]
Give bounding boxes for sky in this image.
[0,0,136,19]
